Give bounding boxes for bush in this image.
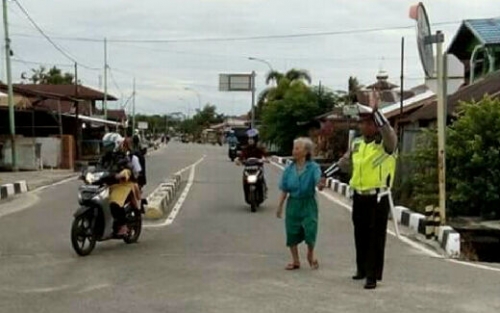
[404,96,500,219]
[394,129,439,213]
[447,96,500,219]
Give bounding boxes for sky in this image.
[1,0,499,116]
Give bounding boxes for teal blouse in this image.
[279,161,322,199]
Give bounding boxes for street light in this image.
[184,87,202,111]
[178,97,191,118]
[248,57,274,72]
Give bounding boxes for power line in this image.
[12,0,99,70]
[108,66,125,103]
[10,20,461,44]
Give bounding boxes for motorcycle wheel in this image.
[71,213,96,256]
[124,209,142,244]
[248,190,257,213]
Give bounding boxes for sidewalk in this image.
[0,169,77,191]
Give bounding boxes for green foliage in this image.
[397,128,439,213]
[23,66,75,84]
[178,104,224,140]
[447,97,500,219]
[403,96,500,219]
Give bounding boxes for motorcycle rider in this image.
[236,129,268,195]
[227,130,239,146]
[99,133,142,236]
[132,133,147,189]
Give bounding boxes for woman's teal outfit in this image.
[279,160,322,247]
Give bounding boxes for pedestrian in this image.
[337,90,397,289]
[277,137,325,270]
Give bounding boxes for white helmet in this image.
[102,132,124,152]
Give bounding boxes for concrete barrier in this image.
[0,181,28,200]
[145,174,181,219]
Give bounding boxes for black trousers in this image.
[352,192,390,281]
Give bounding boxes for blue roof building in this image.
[448,18,500,83]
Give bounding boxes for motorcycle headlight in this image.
[85,172,104,184]
[247,175,258,184]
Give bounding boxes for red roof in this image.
[13,84,117,101]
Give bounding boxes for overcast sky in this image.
[1,0,499,116]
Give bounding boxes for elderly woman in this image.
[277,137,325,270]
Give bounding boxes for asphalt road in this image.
[0,143,499,313]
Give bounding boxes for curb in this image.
[326,177,461,258]
[0,181,28,200]
[145,174,182,219]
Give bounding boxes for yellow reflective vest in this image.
[349,137,397,191]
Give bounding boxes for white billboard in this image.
[219,74,253,92]
[137,121,148,130]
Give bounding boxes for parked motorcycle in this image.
[70,167,143,256]
[242,158,266,212]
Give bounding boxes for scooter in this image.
[228,144,238,162]
[242,158,266,212]
[70,167,143,256]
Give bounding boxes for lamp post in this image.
[178,97,191,118]
[248,57,274,72]
[184,87,202,111]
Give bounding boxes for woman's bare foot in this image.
[285,262,300,270]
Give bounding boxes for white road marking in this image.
[144,156,205,228]
[270,160,500,273]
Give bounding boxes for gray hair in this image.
[294,137,315,160]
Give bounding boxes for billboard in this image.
[137,121,148,130]
[219,74,253,92]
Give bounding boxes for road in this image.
[0,143,499,313]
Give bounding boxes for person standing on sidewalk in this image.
[277,137,325,271]
[338,91,397,290]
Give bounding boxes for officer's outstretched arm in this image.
[373,110,398,154]
[338,151,352,174]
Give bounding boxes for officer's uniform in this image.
[336,104,397,289]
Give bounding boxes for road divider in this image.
[145,175,181,219]
[0,181,28,200]
[144,155,206,221]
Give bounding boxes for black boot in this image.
[364,279,377,290]
[352,272,366,280]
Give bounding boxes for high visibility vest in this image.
[349,137,397,191]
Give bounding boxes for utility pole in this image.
[132,77,136,132]
[74,62,80,161]
[103,38,108,122]
[3,0,17,171]
[435,30,447,224]
[251,71,256,128]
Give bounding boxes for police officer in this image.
[338,91,397,290]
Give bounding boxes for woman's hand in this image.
[317,177,326,191]
[276,206,283,219]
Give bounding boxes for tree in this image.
[260,81,330,155]
[447,96,500,219]
[22,66,75,84]
[403,96,500,220]
[255,69,313,121]
[347,76,362,104]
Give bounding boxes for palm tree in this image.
[347,76,362,104]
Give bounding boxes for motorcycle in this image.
[242,158,266,212]
[70,167,143,256]
[228,144,238,162]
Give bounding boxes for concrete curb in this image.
[145,174,182,219]
[325,177,461,258]
[0,181,28,200]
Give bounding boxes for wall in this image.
[35,137,61,168]
[0,137,62,170]
[0,137,40,170]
